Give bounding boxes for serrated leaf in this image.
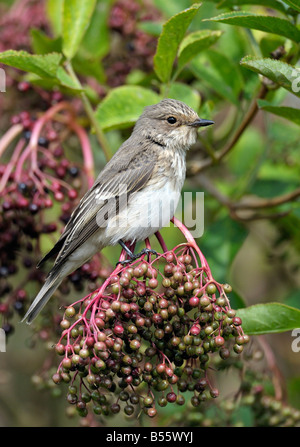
[237,303,300,335]
[0,50,62,78]
[177,30,223,72]
[95,86,161,131]
[217,0,287,14]
[168,82,201,111]
[153,3,201,83]
[283,0,300,12]
[241,56,300,98]
[205,12,300,43]
[257,99,300,125]
[62,0,97,60]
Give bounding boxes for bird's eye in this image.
[167,116,177,124]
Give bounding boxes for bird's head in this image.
[134,98,214,150]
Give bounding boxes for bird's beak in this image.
[189,118,214,128]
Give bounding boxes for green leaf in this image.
[237,303,300,335]
[0,50,62,78]
[31,29,62,55]
[177,30,223,72]
[190,54,240,105]
[168,82,201,111]
[284,289,300,310]
[25,72,81,95]
[217,0,287,14]
[153,3,201,83]
[138,21,163,37]
[205,12,300,43]
[257,99,300,125]
[72,54,106,83]
[282,0,300,12]
[241,56,300,98]
[95,86,161,131]
[153,0,192,18]
[206,49,244,96]
[62,0,97,60]
[258,163,300,184]
[81,0,110,59]
[55,66,82,90]
[259,35,286,58]
[46,0,63,36]
[0,49,83,91]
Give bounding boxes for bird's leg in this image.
[117,240,158,265]
[118,239,136,259]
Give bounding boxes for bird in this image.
[22,98,214,324]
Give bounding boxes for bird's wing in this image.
[38,150,157,269]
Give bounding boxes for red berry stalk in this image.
[52,218,249,419]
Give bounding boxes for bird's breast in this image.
[101,149,186,245]
[153,147,186,191]
[104,180,182,244]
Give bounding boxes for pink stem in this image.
[145,238,151,250]
[82,248,127,321]
[14,143,34,181]
[15,102,75,181]
[171,217,212,278]
[0,123,23,159]
[0,138,25,193]
[70,120,95,187]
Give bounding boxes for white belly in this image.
[103,182,181,244]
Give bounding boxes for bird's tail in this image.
[22,272,62,324]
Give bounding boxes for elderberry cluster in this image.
[51,247,249,420]
[105,0,161,86]
[0,110,94,334]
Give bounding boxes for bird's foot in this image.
[134,248,158,259]
[116,242,158,266]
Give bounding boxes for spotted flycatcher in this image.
[23,99,213,323]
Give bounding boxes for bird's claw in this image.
[136,248,158,258]
[116,248,158,266]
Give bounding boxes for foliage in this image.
[0,0,299,428]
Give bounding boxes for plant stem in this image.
[65,61,112,162]
[171,216,212,277]
[70,121,95,187]
[0,123,23,158]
